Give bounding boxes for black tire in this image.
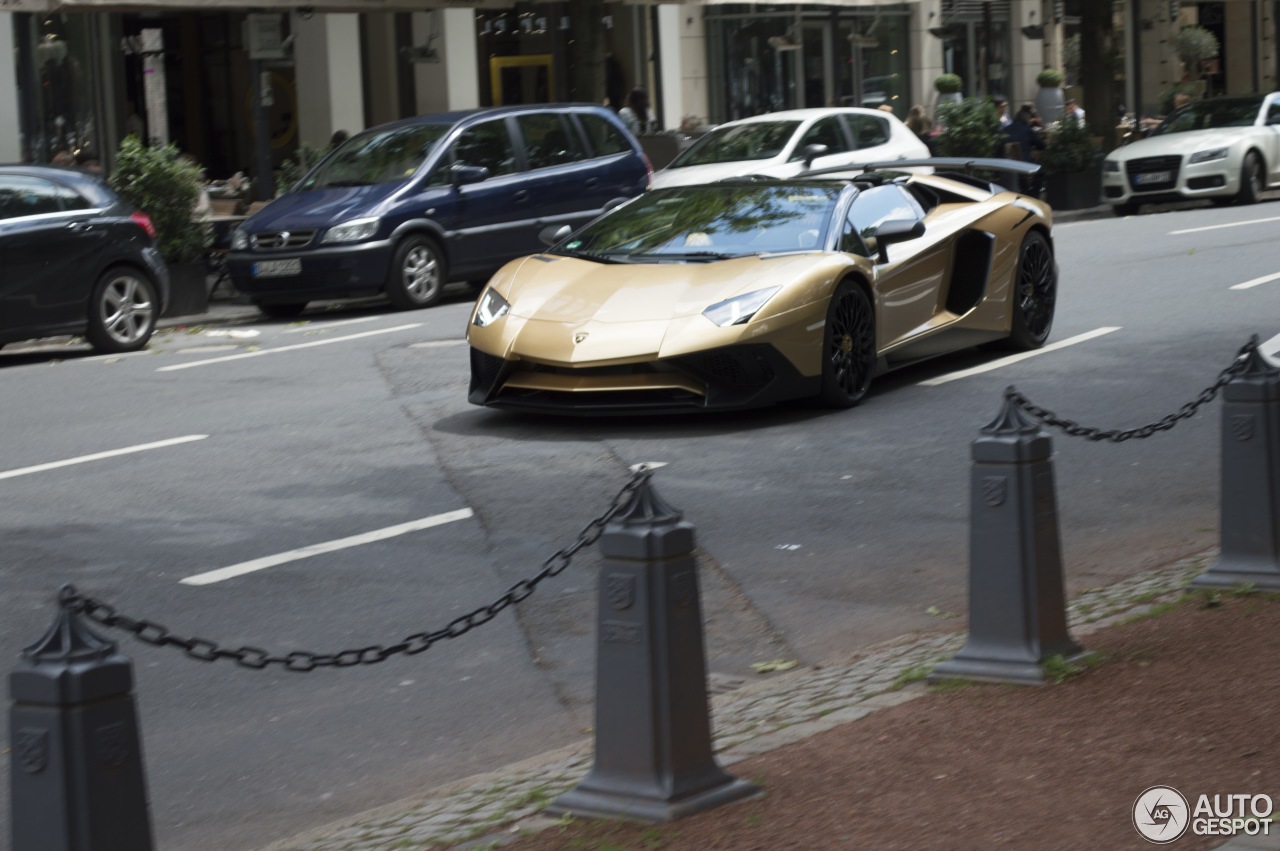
[84,267,158,353]
[1235,152,1264,205]
[386,235,445,310]
[256,302,308,319]
[1003,230,1056,351]
[818,281,875,408]
[1112,203,1138,217]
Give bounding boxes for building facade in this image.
[3,0,1277,177]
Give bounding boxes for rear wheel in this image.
[1235,152,1264,205]
[256,302,308,319]
[85,268,158,353]
[1004,230,1056,351]
[818,281,875,408]
[386,235,445,310]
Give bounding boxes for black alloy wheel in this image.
[818,281,875,408]
[1235,152,1264,205]
[85,267,159,353]
[1004,230,1056,351]
[386,235,445,310]
[256,302,308,319]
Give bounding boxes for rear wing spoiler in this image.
[802,157,1043,178]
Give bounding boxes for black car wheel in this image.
[818,281,875,408]
[255,302,308,319]
[1235,152,1264,205]
[386,235,445,310]
[85,267,158,354]
[1004,230,1056,351]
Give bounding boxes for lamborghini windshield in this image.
[555,184,841,262]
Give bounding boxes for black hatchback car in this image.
[227,104,650,318]
[0,165,170,353]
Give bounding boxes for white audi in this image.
[1103,92,1280,215]
[651,107,930,189]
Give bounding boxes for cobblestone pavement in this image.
[259,550,1217,851]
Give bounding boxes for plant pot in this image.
[163,261,210,318]
[1035,86,1065,123]
[1042,169,1101,211]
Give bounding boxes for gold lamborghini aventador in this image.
[467,158,1055,414]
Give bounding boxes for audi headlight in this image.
[321,217,381,244]
[1189,147,1229,164]
[473,288,511,327]
[1103,159,1121,173]
[230,227,249,250]
[702,286,781,327]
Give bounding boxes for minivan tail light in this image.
[130,211,157,239]
[642,153,653,189]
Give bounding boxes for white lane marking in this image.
[1264,332,1280,359]
[409,340,467,348]
[156,324,422,371]
[283,316,384,334]
[1230,272,1280,291]
[631,461,669,472]
[1170,215,1280,235]
[918,327,1122,386]
[0,435,208,482]
[77,350,155,363]
[180,508,474,586]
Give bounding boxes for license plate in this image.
[253,258,301,278]
[1134,171,1171,185]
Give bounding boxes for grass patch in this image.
[889,663,934,691]
[928,677,978,693]
[1041,652,1104,684]
[1119,600,1181,625]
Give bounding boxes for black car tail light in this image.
[130,211,157,239]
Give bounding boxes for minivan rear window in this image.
[302,124,450,189]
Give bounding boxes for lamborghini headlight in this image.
[473,288,511,327]
[702,286,781,327]
[321,217,380,244]
[1189,147,1229,164]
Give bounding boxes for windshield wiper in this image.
[660,251,737,262]
[550,249,626,264]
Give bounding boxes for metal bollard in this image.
[550,475,757,822]
[931,395,1085,686]
[1193,344,1280,590]
[9,587,154,851]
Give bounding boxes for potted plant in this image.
[933,73,963,113]
[1173,25,1219,86]
[934,96,1004,159]
[1034,68,1065,123]
[1038,115,1102,210]
[110,137,214,317]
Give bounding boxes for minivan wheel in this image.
[387,235,445,310]
[85,267,158,353]
[256,302,308,319]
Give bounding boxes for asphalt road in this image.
[2,199,1279,850]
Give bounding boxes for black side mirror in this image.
[801,143,830,168]
[452,163,490,186]
[870,218,925,263]
[538,224,572,246]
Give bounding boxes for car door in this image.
[790,115,857,172]
[0,174,105,336]
[572,111,649,214]
[446,117,531,272]
[843,184,947,350]
[510,110,596,231]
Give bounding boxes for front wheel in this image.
[817,281,875,408]
[386,235,445,310]
[1235,152,1264,205]
[1003,230,1056,351]
[85,268,158,353]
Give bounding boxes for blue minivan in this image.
[227,104,650,318]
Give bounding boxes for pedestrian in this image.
[1064,97,1086,124]
[994,97,1011,128]
[1004,103,1046,194]
[618,87,656,136]
[51,149,75,167]
[905,104,933,146]
[330,129,350,148]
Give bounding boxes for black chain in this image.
[58,467,653,672]
[1005,338,1259,442]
